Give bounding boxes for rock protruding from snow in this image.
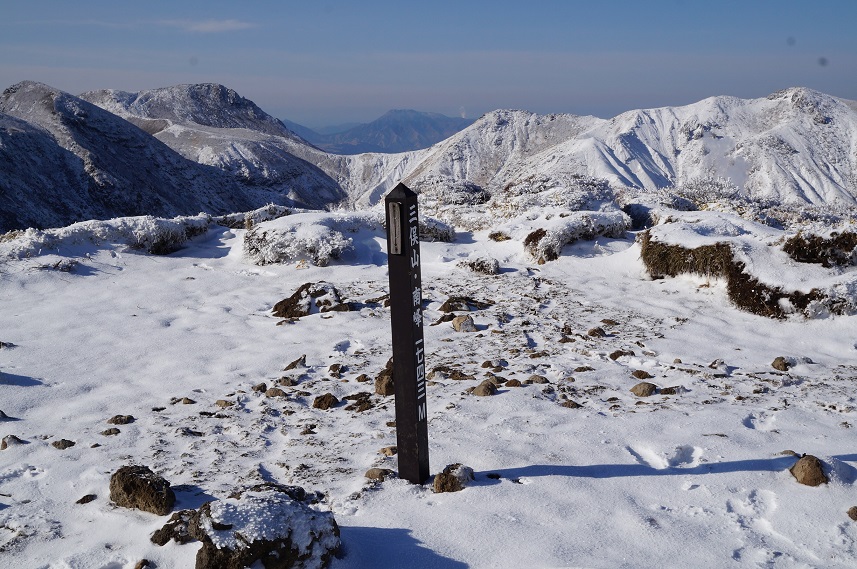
[452,314,477,332]
[790,455,829,486]
[109,465,176,516]
[151,484,339,569]
[272,283,350,319]
[433,463,475,493]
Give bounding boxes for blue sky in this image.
[1,1,855,126]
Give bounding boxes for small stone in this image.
[848,506,857,521]
[214,400,234,408]
[1,435,25,450]
[375,359,395,396]
[790,454,828,486]
[505,379,522,387]
[561,400,583,409]
[575,366,594,372]
[278,377,297,387]
[328,364,344,378]
[379,446,397,457]
[632,369,654,379]
[265,388,286,398]
[587,327,606,338]
[600,319,619,326]
[107,414,135,425]
[76,494,97,504]
[472,381,498,396]
[52,439,75,450]
[251,382,268,393]
[660,386,682,395]
[365,468,394,482]
[452,314,477,332]
[181,397,196,405]
[134,560,151,569]
[283,354,307,371]
[355,373,370,383]
[630,382,658,397]
[673,358,683,364]
[313,393,340,410]
[101,428,121,436]
[528,375,549,384]
[609,349,635,360]
[772,357,790,372]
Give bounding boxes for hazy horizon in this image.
[2,1,855,126]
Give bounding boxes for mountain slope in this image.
[0,81,261,232]
[390,89,857,208]
[80,84,348,209]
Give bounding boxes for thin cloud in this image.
[160,19,256,33]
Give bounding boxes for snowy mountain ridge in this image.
[1,81,856,232]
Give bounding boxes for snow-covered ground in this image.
[2,210,857,568]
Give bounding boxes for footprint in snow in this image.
[626,445,703,469]
[742,411,777,431]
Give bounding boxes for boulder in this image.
[375,359,394,396]
[433,464,475,493]
[630,382,658,397]
[365,468,394,482]
[790,455,828,486]
[51,439,75,450]
[1,434,25,450]
[452,314,477,332]
[312,393,339,410]
[107,414,135,425]
[772,356,790,371]
[273,282,350,319]
[472,381,498,396]
[152,484,339,569]
[110,465,175,516]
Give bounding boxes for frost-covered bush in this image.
[216,203,291,229]
[243,212,379,266]
[419,216,456,242]
[0,214,212,259]
[521,211,630,263]
[673,175,741,207]
[492,174,617,216]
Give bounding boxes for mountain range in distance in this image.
[1,79,856,233]
[282,110,475,154]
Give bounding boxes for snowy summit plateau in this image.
[2,79,857,568]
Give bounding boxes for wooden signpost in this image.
[385,182,430,484]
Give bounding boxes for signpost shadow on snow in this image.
[0,372,44,387]
[474,455,824,483]
[332,526,468,569]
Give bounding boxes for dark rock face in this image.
[170,485,340,569]
[110,465,176,516]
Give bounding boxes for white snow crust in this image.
[2,203,857,568]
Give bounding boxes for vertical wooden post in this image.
[385,183,430,484]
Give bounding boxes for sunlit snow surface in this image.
[1,213,857,568]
